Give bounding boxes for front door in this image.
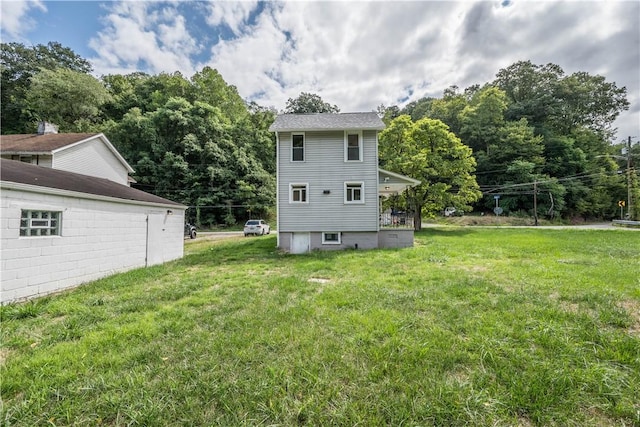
[291,233,310,254]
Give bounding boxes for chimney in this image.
[37,122,59,135]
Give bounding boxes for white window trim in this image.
[291,132,305,162]
[344,130,363,162]
[344,181,365,204]
[322,232,341,245]
[289,183,309,204]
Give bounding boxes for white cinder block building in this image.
[1,159,186,304]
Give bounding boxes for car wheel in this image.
[190,230,196,239]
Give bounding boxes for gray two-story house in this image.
[269,112,420,253]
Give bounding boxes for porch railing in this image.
[380,213,414,229]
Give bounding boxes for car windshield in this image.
[246,220,259,225]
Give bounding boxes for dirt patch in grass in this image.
[620,299,640,335]
[0,348,12,365]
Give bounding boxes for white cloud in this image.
[88,1,199,76]
[204,0,258,35]
[83,0,637,140]
[0,0,46,40]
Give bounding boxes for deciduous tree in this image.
[379,115,481,229]
[284,92,339,113]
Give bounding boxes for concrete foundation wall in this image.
[378,229,415,249]
[279,231,386,252]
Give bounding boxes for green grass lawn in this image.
[2,228,639,426]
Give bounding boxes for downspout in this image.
[145,214,150,267]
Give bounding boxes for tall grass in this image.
[1,228,638,426]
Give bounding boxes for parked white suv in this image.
[244,219,270,236]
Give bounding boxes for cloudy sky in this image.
[2,0,638,141]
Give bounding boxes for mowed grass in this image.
[1,228,639,426]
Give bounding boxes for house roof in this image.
[1,159,183,207]
[0,132,135,173]
[0,133,99,153]
[269,112,385,132]
[379,168,421,197]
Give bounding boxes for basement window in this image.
[322,232,341,245]
[20,210,61,237]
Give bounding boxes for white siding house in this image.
[269,113,419,253]
[0,128,134,186]
[0,160,186,304]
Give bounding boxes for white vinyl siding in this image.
[53,138,129,185]
[277,130,378,232]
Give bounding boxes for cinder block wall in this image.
[1,189,184,303]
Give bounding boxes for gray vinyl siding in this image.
[278,130,379,232]
[53,139,129,185]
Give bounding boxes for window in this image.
[322,232,341,245]
[292,133,305,161]
[345,182,364,204]
[344,131,362,161]
[290,183,309,203]
[20,210,61,236]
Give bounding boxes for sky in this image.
[1,0,639,143]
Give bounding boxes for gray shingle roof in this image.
[0,133,99,153]
[269,112,385,132]
[1,159,183,207]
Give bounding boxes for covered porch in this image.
[378,168,420,230]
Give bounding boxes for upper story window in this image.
[20,210,61,237]
[292,133,305,162]
[290,183,309,203]
[344,131,363,162]
[345,182,364,204]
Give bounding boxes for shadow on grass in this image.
[416,227,478,237]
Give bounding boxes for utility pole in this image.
[533,180,538,226]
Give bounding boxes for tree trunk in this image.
[413,207,422,231]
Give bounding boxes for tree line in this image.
[2,42,637,225]
[1,42,276,227]
[378,61,637,222]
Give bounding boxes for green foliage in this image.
[494,60,629,139]
[1,42,92,134]
[379,115,481,227]
[284,92,340,113]
[25,68,111,132]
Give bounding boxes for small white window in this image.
[344,182,364,204]
[344,131,362,162]
[20,210,61,236]
[322,232,341,245]
[292,133,305,162]
[290,183,309,203]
